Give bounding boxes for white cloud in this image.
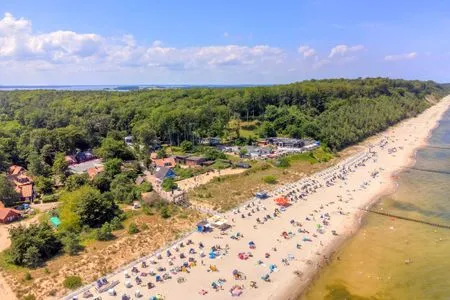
[384,52,417,61]
[329,44,365,58]
[0,12,284,73]
[297,45,317,58]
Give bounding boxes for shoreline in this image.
[291,98,450,300]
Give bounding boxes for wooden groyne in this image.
[426,145,450,150]
[360,208,450,229]
[407,166,450,175]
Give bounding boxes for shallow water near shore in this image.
[301,108,450,300]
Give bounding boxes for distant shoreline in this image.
[0,84,271,91]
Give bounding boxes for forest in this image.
[0,77,443,173]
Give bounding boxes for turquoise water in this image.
[302,108,450,300]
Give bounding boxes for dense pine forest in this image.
[0,78,445,171]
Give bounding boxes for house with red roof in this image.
[7,165,36,202]
[0,208,22,224]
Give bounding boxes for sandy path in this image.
[60,95,448,300]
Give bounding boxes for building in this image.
[8,165,35,202]
[153,157,177,169]
[200,137,221,146]
[154,166,176,183]
[174,155,206,167]
[0,208,21,224]
[265,137,305,148]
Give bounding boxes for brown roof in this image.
[0,208,21,221]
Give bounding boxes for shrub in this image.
[141,223,149,230]
[263,175,277,184]
[277,157,290,168]
[24,272,32,281]
[23,295,36,300]
[96,222,114,241]
[128,222,139,234]
[110,216,124,230]
[63,275,82,289]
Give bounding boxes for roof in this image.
[186,156,206,162]
[154,157,176,168]
[87,165,104,179]
[154,166,174,180]
[9,165,24,176]
[0,208,21,220]
[20,184,33,198]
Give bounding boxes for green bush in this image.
[95,222,114,241]
[141,223,149,230]
[110,216,124,230]
[24,272,32,281]
[128,222,139,234]
[263,175,277,184]
[23,295,36,300]
[63,275,82,289]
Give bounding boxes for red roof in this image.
[0,208,21,221]
[87,165,104,179]
[8,165,24,176]
[21,184,33,198]
[154,157,176,168]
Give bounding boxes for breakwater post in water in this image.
[359,208,450,229]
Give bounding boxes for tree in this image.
[60,232,82,255]
[76,188,119,228]
[52,152,69,182]
[104,158,122,177]
[8,223,62,267]
[96,222,114,241]
[23,246,42,268]
[63,275,83,289]
[91,172,112,193]
[110,174,140,204]
[65,174,88,192]
[28,151,49,177]
[161,178,177,192]
[156,148,167,159]
[0,174,19,207]
[259,121,276,138]
[59,186,119,231]
[180,140,193,152]
[35,176,53,195]
[95,137,133,160]
[204,148,226,160]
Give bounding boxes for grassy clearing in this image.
[239,120,260,138]
[188,147,337,212]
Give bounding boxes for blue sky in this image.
[0,0,449,84]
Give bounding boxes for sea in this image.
[0,84,263,91]
[301,107,450,300]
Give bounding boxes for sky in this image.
[0,0,449,85]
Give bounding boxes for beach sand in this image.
[26,95,446,300]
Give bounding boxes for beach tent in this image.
[255,191,268,199]
[197,220,210,232]
[274,197,290,207]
